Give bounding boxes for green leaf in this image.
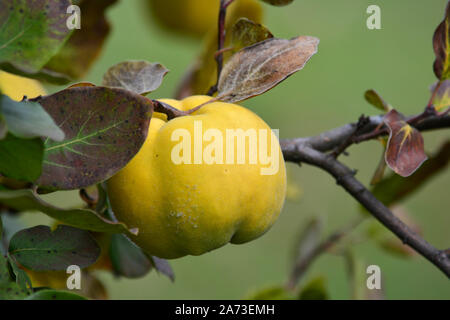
[0,188,138,237]
[35,86,153,190]
[0,133,43,181]
[25,289,87,300]
[102,61,169,96]
[0,0,73,74]
[0,253,30,299]
[364,90,391,112]
[260,0,293,6]
[0,94,64,141]
[298,276,329,300]
[44,0,118,81]
[7,254,32,291]
[433,1,450,80]
[0,280,30,299]
[246,285,293,300]
[9,225,100,271]
[231,18,273,53]
[110,234,152,279]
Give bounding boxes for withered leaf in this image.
[231,18,273,53]
[217,36,319,103]
[433,1,450,80]
[260,0,294,6]
[364,90,391,112]
[383,109,427,177]
[102,61,169,95]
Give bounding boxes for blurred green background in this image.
[20,0,450,299]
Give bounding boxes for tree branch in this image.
[280,113,450,278]
[282,114,450,156]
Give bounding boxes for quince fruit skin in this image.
[147,0,263,37]
[0,71,45,101]
[107,96,287,259]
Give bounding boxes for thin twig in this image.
[287,216,366,289]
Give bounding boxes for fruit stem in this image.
[207,0,236,96]
[152,100,189,120]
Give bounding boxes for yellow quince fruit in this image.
[146,0,263,37]
[107,96,286,259]
[0,71,45,101]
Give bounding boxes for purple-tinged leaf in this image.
[433,1,450,80]
[371,140,449,206]
[36,86,153,190]
[150,256,174,282]
[383,109,427,177]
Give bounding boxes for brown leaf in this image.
[433,1,450,80]
[383,109,427,177]
[217,36,319,103]
[43,0,118,80]
[102,61,169,95]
